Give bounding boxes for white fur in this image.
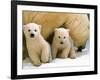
[52,28,76,59]
[23,23,52,66]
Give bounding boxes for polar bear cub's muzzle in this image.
[23,23,41,39]
[30,33,34,38]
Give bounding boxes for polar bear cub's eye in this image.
[34,29,37,32]
[58,36,60,38]
[28,29,31,32]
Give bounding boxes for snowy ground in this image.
[23,40,90,69]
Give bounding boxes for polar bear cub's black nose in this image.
[60,42,63,44]
[30,33,34,38]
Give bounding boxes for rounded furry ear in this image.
[66,29,70,37]
[38,25,42,30]
[55,28,58,32]
[66,29,70,32]
[23,25,26,30]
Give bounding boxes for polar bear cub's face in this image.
[23,23,41,39]
[54,28,70,45]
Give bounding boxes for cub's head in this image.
[23,23,41,39]
[54,28,70,45]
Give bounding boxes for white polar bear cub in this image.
[23,23,52,66]
[52,28,76,59]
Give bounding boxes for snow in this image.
[23,40,90,69]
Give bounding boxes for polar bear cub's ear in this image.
[66,29,70,37]
[54,28,58,32]
[38,25,42,31]
[23,25,26,30]
[66,29,70,33]
[66,29,70,32]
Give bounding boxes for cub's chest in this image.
[27,40,42,52]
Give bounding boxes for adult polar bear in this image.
[23,12,89,49]
[23,12,89,59]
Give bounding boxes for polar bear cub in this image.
[23,23,52,66]
[52,28,76,59]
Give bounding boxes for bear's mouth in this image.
[30,33,34,38]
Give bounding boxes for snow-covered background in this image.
[23,40,90,69]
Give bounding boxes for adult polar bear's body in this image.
[23,12,89,48]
